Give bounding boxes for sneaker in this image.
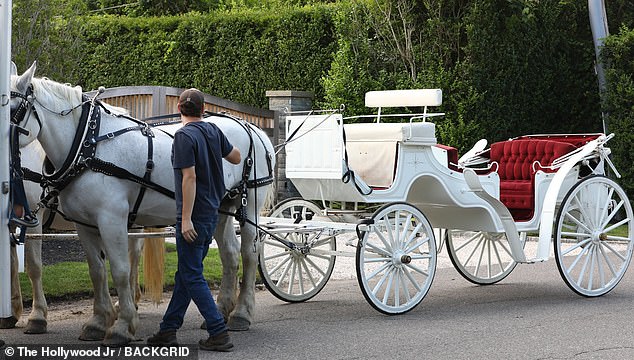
[199,331,233,352]
[0,339,5,348]
[147,330,178,346]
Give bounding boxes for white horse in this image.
[3,141,48,334]
[4,139,147,335]
[10,62,275,345]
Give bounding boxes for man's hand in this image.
[181,218,198,243]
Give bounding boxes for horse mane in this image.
[30,77,129,116]
[31,77,84,109]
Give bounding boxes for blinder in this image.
[10,84,42,136]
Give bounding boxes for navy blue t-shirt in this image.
[172,121,233,222]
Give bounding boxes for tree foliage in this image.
[11,0,633,193]
[602,26,634,195]
[12,0,87,79]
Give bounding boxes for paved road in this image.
[3,256,634,360]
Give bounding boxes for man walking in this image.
[148,88,240,351]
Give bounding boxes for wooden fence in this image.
[83,86,316,204]
[86,86,275,130]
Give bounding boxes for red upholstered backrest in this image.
[516,134,600,148]
[490,139,577,181]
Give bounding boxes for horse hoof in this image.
[79,325,106,341]
[0,316,18,329]
[24,319,48,334]
[227,316,250,331]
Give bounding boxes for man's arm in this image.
[225,146,241,165]
[180,166,198,243]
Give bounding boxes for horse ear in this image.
[10,61,17,76]
[15,61,36,93]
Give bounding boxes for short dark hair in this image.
[178,88,204,117]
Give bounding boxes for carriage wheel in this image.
[356,202,436,315]
[258,198,336,302]
[554,175,634,297]
[446,230,522,285]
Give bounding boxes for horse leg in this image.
[226,221,258,331]
[99,224,138,346]
[214,214,240,322]
[1,245,22,329]
[129,237,143,308]
[24,236,48,334]
[76,225,116,342]
[114,235,143,313]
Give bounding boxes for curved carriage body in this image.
[260,89,633,314]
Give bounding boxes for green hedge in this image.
[320,0,604,152]
[13,1,633,193]
[74,6,337,108]
[602,26,634,196]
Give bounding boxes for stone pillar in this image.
[266,90,314,204]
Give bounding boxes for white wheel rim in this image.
[358,203,436,314]
[260,199,336,301]
[556,177,634,296]
[447,231,518,284]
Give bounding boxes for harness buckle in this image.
[241,196,248,207]
[146,160,155,171]
[141,125,155,137]
[14,125,30,136]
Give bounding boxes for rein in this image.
[8,85,42,242]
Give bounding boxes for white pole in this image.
[588,0,609,134]
[0,0,13,318]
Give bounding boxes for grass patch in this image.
[18,242,233,304]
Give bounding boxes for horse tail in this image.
[261,181,277,216]
[143,227,165,305]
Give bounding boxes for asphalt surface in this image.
[3,257,634,360]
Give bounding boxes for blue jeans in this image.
[159,218,227,336]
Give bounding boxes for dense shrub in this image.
[13,0,630,171]
[602,26,634,195]
[461,0,602,143]
[72,7,337,108]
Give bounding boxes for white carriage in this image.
[258,89,633,315]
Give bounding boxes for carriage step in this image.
[521,258,547,264]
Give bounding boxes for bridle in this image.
[10,84,42,135]
[7,84,43,241]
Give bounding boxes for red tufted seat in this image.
[489,139,577,221]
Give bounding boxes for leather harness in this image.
[10,87,274,230]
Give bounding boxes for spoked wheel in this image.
[258,198,336,302]
[554,175,634,297]
[356,202,436,315]
[446,230,522,284]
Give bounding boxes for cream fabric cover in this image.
[343,122,436,187]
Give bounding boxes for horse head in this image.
[10,61,40,147]
[10,62,87,169]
